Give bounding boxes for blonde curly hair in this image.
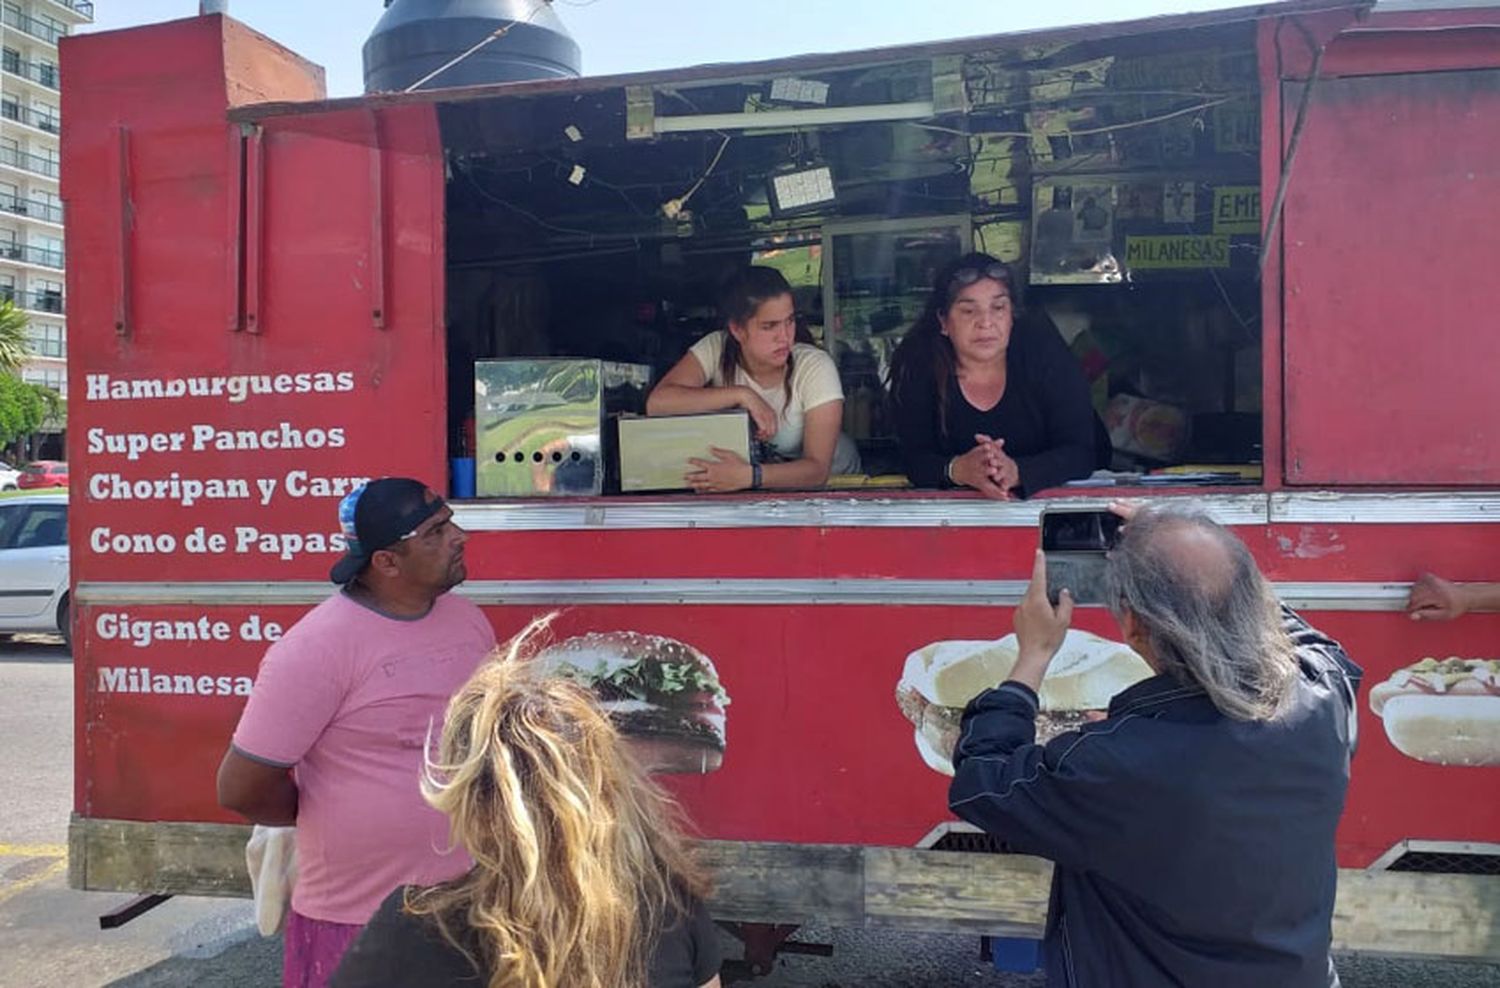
[407,617,712,988]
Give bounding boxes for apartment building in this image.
[1,0,91,457]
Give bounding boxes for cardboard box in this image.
[617,411,753,493]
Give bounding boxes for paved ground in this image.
[0,635,267,988]
[1,635,1496,987]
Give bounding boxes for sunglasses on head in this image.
[949,262,1010,290]
[389,499,448,546]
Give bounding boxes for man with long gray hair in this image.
[949,503,1362,988]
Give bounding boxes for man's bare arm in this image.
[216,747,298,826]
[1408,574,1500,621]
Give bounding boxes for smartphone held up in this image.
[1040,507,1123,607]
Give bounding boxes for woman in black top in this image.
[889,253,1099,499]
[336,884,718,988]
[332,625,722,988]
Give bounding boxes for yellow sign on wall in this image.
[1125,235,1231,269]
[1213,186,1261,235]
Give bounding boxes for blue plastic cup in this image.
[450,457,476,499]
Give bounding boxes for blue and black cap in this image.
[329,477,445,585]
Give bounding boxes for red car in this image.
[17,460,67,490]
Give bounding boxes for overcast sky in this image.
[79,0,1257,97]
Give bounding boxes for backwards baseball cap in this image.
[330,477,446,585]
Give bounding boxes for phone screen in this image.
[1041,510,1122,606]
[1041,510,1123,553]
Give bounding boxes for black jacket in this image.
[949,608,1362,988]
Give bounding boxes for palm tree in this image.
[0,300,29,374]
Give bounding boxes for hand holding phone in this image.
[1012,549,1076,689]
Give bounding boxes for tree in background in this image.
[0,299,61,455]
[0,374,57,449]
[0,300,29,374]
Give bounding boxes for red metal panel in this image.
[75,598,1500,867]
[225,127,244,334]
[67,101,447,584]
[1281,68,1500,484]
[1257,17,1287,490]
[65,20,447,817]
[368,112,387,331]
[1274,8,1500,79]
[453,522,1495,585]
[1331,611,1500,866]
[240,126,264,334]
[107,126,132,337]
[65,16,245,816]
[1325,25,1500,78]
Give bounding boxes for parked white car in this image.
[0,492,69,645]
[0,461,19,490]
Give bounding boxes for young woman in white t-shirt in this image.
[647,267,857,492]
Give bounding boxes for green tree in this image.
[0,300,29,374]
[0,374,55,447]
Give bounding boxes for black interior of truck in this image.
[436,20,1265,493]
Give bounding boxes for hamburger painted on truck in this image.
[535,631,731,774]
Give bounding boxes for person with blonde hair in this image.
[331,625,723,988]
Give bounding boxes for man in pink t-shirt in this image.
[217,478,497,988]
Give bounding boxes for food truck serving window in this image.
[438,23,1265,501]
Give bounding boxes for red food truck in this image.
[61,0,1500,971]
